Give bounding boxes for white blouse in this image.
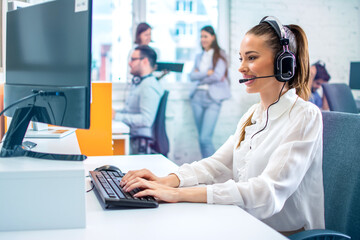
[198,48,214,72]
[196,49,214,90]
[174,89,325,231]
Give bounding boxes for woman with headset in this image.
[120,17,324,235]
[189,25,231,158]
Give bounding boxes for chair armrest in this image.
[288,229,351,240]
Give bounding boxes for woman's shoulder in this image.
[291,97,322,122]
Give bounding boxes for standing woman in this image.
[134,22,152,46]
[190,26,231,158]
[121,16,324,235]
[127,23,152,81]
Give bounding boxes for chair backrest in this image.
[322,111,360,239]
[322,83,358,113]
[151,90,169,157]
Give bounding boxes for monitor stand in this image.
[0,106,87,161]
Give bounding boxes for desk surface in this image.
[112,120,130,134]
[0,154,287,240]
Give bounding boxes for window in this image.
[147,0,218,82]
[91,0,132,82]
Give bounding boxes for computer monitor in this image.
[350,62,360,90]
[1,0,92,160]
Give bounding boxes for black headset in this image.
[260,16,296,82]
[131,74,153,85]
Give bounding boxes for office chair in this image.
[322,83,359,113]
[132,90,169,156]
[289,111,360,240]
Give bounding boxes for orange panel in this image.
[76,82,113,156]
[113,139,126,155]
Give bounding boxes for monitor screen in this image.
[350,62,360,90]
[1,0,92,160]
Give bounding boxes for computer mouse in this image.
[94,165,122,174]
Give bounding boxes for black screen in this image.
[4,0,92,129]
[350,62,360,90]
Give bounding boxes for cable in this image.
[60,94,68,126]
[47,102,56,123]
[86,181,95,193]
[0,92,41,118]
[250,82,287,148]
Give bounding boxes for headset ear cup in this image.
[274,51,296,82]
[132,76,142,85]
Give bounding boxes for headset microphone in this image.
[238,71,292,84]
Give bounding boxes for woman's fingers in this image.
[123,177,149,192]
[120,169,157,186]
[127,179,180,203]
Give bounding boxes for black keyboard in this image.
[89,169,158,208]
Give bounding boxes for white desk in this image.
[112,120,130,155]
[0,153,288,240]
[0,133,86,231]
[24,130,81,154]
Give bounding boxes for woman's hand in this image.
[123,177,207,203]
[120,169,180,188]
[207,69,214,76]
[120,168,159,186]
[124,178,181,203]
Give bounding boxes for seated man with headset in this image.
[113,45,164,154]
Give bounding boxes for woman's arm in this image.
[189,54,208,81]
[199,58,227,85]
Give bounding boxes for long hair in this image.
[201,25,228,78]
[135,22,151,44]
[237,20,310,147]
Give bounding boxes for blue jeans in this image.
[191,90,221,158]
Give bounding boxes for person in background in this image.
[309,61,331,110]
[189,25,231,158]
[114,45,164,154]
[127,22,168,82]
[120,16,324,236]
[134,22,152,46]
[127,23,152,82]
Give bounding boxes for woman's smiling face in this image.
[238,33,278,95]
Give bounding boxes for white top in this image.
[196,48,214,90]
[198,48,214,73]
[174,89,325,232]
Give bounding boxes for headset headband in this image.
[260,16,289,46]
